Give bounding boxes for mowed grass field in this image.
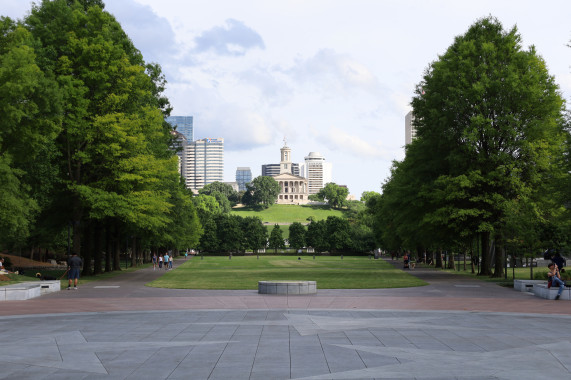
[231,204,346,224]
[147,256,427,289]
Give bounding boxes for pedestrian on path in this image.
[158,255,163,269]
[67,252,82,290]
[164,253,169,270]
[152,253,157,270]
[548,263,565,300]
[169,255,173,269]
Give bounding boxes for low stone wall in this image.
[0,280,60,301]
[258,281,317,295]
[532,283,571,300]
[513,279,545,292]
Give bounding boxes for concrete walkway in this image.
[1,257,570,379]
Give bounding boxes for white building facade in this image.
[184,138,224,191]
[405,111,416,145]
[273,143,309,204]
[300,152,332,194]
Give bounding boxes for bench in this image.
[258,281,317,295]
[0,280,61,301]
[532,283,571,300]
[513,280,545,292]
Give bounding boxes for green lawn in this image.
[231,204,345,224]
[147,256,427,289]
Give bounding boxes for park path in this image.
[1,256,568,316]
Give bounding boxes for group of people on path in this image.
[152,253,173,270]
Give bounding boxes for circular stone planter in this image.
[258,280,317,295]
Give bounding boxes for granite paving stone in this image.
[1,258,571,379]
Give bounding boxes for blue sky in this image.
[3,0,570,197]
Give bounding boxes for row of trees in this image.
[368,17,570,276]
[193,214,376,254]
[0,1,202,273]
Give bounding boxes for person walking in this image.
[169,254,173,269]
[152,253,157,270]
[67,252,83,290]
[158,255,163,269]
[164,253,169,270]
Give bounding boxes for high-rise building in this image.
[235,167,252,191]
[166,116,194,141]
[185,138,224,191]
[170,130,187,177]
[405,111,416,145]
[300,152,333,194]
[261,163,300,177]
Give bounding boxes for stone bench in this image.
[532,283,571,300]
[513,279,545,292]
[258,281,317,295]
[0,281,61,301]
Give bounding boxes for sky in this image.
[2,0,571,198]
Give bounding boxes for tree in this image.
[325,216,352,253]
[0,18,61,247]
[243,176,280,208]
[392,16,566,276]
[288,222,306,250]
[241,216,267,251]
[306,219,328,253]
[24,0,179,266]
[268,224,285,253]
[313,183,349,209]
[215,214,243,253]
[199,181,240,206]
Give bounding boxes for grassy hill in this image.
[231,204,345,224]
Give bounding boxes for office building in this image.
[405,111,416,145]
[185,138,224,191]
[261,163,300,177]
[235,167,252,191]
[300,152,333,194]
[166,116,194,141]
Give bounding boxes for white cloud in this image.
[193,19,265,56]
[288,49,382,96]
[318,126,397,161]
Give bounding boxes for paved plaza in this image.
[1,259,570,379]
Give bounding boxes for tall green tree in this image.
[407,16,565,276]
[243,176,280,208]
[311,183,349,209]
[241,216,267,251]
[24,0,178,263]
[0,18,61,246]
[199,181,240,206]
[288,222,306,250]
[268,224,285,253]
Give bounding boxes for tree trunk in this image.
[82,221,93,276]
[113,228,121,271]
[131,236,137,267]
[105,224,112,273]
[479,232,492,275]
[435,249,443,269]
[492,233,504,278]
[449,251,456,270]
[93,221,104,274]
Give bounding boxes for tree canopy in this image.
[372,16,568,275]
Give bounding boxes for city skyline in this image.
[4,0,570,197]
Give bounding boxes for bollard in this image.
[341,255,343,260]
[313,255,315,260]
